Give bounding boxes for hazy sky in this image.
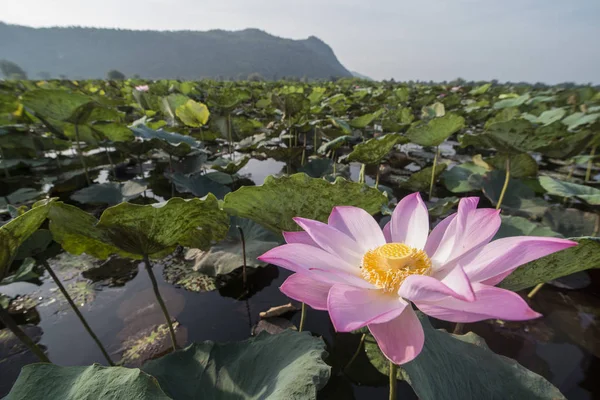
[3,0,599,83]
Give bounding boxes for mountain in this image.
[351,71,374,81]
[0,23,352,80]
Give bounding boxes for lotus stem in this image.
[566,162,575,182]
[453,323,464,334]
[359,163,366,184]
[0,145,10,178]
[227,113,233,156]
[299,302,306,332]
[105,147,116,179]
[344,333,366,371]
[389,361,398,400]
[294,130,298,147]
[143,255,178,352]
[74,124,90,185]
[0,302,50,363]
[428,146,440,200]
[496,157,510,210]
[313,128,318,155]
[527,283,545,299]
[376,166,380,189]
[585,146,597,182]
[301,133,307,166]
[237,226,247,288]
[41,259,114,366]
[54,150,62,173]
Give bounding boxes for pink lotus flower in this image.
[135,85,149,92]
[258,194,576,364]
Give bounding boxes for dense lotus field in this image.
[0,78,599,399]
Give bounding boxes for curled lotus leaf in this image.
[223,173,387,233]
[48,196,229,260]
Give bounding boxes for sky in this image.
[2,0,599,83]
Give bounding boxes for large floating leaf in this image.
[461,119,542,153]
[441,163,487,193]
[70,181,147,205]
[346,134,407,165]
[407,113,465,146]
[176,99,210,127]
[539,176,600,205]
[209,156,250,174]
[477,170,549,217]
[130,124,199,148]
[349,109,385,129]
[165,172,231,199]
[4,364,169,399]
[398,164,448,192]
[0,200,52,281]
[500,237,600,291]
[21,89,94,122]
[364,313,565,400]
[91,122,134,142]
[192,216,281,276]
[48,197,229,260]
[142,330,330,400]
[223,173,388,233]
[542,207,598,237]
[493,93,530,109]
[486,153,539,178]
[493,215,562,240]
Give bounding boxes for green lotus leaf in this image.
[536,108,567,126]
[176,99,210,127]
[477,170,549,217]
[421,102,445,119]
[349,108,385,129]
[209,157,250,174]
[329,117,352,134]
[469,83,491,95]
[165,172,231,199]
[21,89,94,122]
[0,188,45,208]
[318,135,352,154]
[91,122,134,142]
[298,158,334,178]
[493,215,562,240]
[542,207,599,238]
[399,164,448,192]
[441,162,487,193]
[493,93,530,109]
[427,196,459,218]
[468,119,542,153]
[192,216,282,276]
[346,134,408,165]
[0,199,52,281]
[539,176,600,205]
[223,173,388,233]
[48,197,229,260]
[130,124,199,148]
[364,312,565,400]
[142,330,330,400]
[161,93,189,121]
[485,153,539,178]
[0,258,38,285]
[562,112,600,130]
[210,88,251,110]
[393,87,409,102]
[70,181,148,205]
[499,237,600,291]
[14,229,54,260]
[4,364,169,400]
[407,113,465,147]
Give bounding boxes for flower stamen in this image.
[361,243,432,293]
